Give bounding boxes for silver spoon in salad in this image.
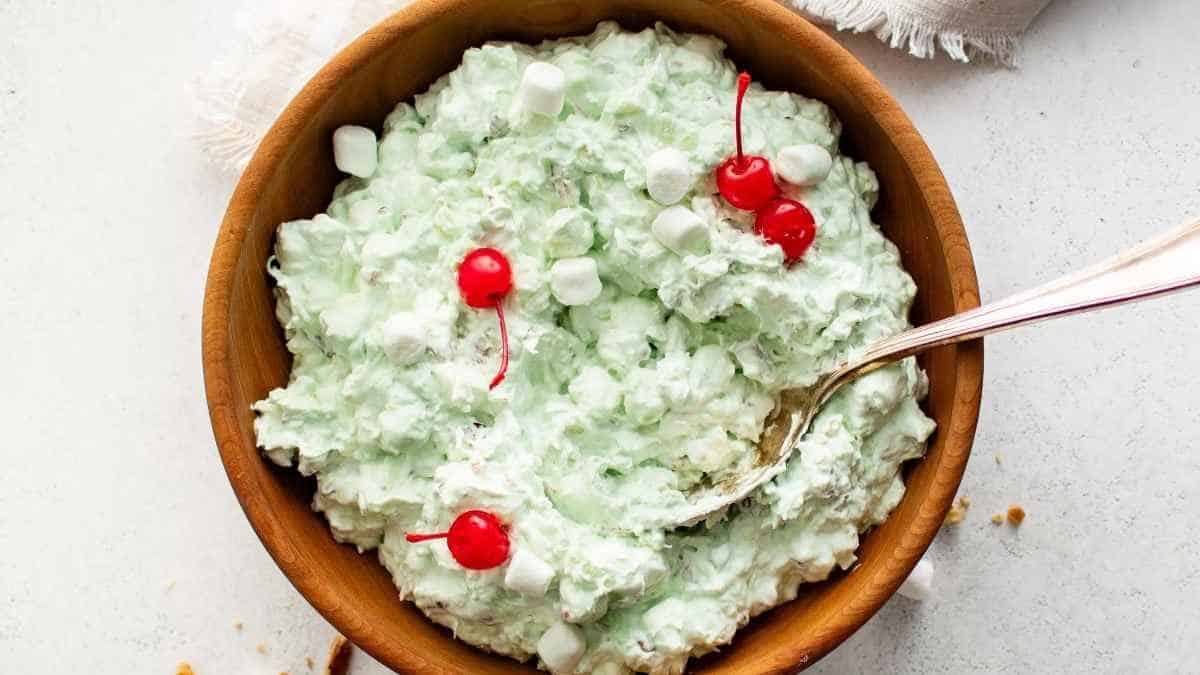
[678,218,1200,525]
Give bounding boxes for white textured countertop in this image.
[2,0,1198,672]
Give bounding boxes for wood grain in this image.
[201,1,984,672]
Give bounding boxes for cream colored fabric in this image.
[194,0,1051,173]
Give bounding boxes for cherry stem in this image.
[734,72,750,166]
[405,532,448,543]
[489,298,509,390]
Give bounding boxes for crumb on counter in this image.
[1007,505,1026,526]
[256,642,268,655]
[990,513,1004,525]
[943,495,971,525]
[994,453,1002,464]
[305,656,315,669]
[233,621,243,631]
[325,635,351,675]
[176,664,195,675]
[165,579,176,591]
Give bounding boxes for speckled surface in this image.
[2,0,1198,673]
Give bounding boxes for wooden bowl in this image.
[202,0,984,672]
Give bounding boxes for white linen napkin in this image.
[194,0,1050,173]
[798,0,1051,62]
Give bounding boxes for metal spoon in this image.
[678,218,1200,525]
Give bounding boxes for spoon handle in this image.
[846,218,1200,374]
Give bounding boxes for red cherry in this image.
[406,510,511,570]
[458,248,513,308]
[754,198,817,263]
[716,72,777,211]
[717,156,777,211]
[457,248,513,389]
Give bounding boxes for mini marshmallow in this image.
[775,144,833,186]
[518,62,566,118]
[537,621,586,674]
[651,205,709,255]
[504,548,556,596]
[897,556,933,601]
[332,125,378,178]
[644,147,693,205]
[380,312,427,364]
[550,257,602,306]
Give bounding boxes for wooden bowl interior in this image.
[205,1,981,673]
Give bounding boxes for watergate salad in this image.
[253,22,935,675]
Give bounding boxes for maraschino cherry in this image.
[406,510,511,570]
[755,198,817,264]
[457,247,513,389]
[716,72,777,211]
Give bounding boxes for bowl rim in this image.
[202,0,984,672]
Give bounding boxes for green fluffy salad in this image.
[253,21,934,675]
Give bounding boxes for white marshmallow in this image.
[332,125,378,178]
[518,62,566,118]
[644,147,693,205]
[897,556,934,601]
[775,144,833,186]
[537,621,586,674]
[380,312,427,364]
[550,257,602,306]
[504,548,556,596]
[651,205,709,255]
